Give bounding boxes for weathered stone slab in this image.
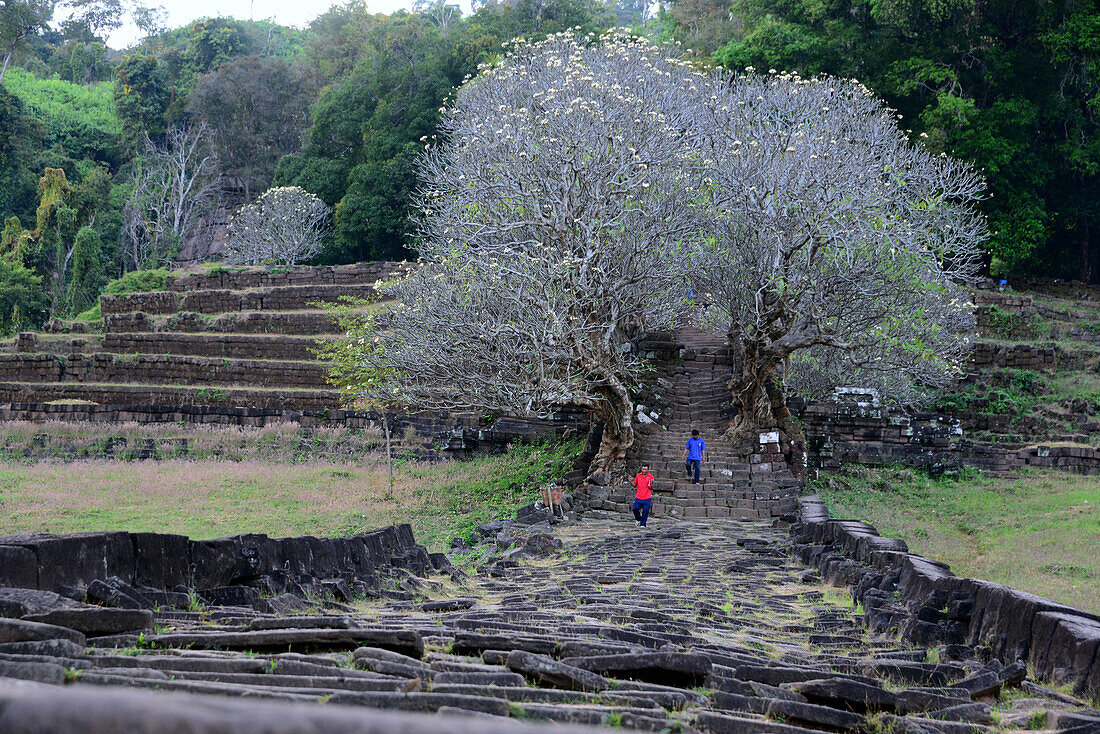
[786,678,899,713]
[0,619,86,647]
[695,711,824,734]
[505,650,609,691]
[150,628,423,657]
[0,659,67,685]
[23,609,153,637]
[559,651,711,687]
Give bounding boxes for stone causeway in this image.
[0,513,1098,733]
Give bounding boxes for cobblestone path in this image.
[2,518,1095,732]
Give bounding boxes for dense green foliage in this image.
[714,0,1100,282]
[0,0,1097,334]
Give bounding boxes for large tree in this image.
[716,0,1100,283]
[365,31,706,474]
[689,72,985,447]
[0,0,54,83]
[188,56,316,202]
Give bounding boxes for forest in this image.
[0,0,1097,334]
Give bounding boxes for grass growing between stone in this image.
[0,439,582,551]
[814,466,1100,613]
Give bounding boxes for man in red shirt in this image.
[631,463,655,527]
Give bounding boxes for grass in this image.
[0,439,583,551]
[814,466,1100,613]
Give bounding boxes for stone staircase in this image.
[582,325,800,522]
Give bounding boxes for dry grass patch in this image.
[0,440,581,551]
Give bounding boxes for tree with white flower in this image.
[364,30,707,476]
[688,71,985,449]
[224,186,332,266]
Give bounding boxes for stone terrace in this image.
[0,262,408,425]
[1,519,1095,732]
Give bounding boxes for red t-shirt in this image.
[633,472,654,500]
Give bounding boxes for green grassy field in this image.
[814,467,1100,613]
[0,440,582,551]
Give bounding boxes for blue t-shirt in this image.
[686,437,706,461]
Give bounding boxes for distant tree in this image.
[277,17,461,262]
[223,186,330,266]
[131,3,167,40]
[184,17,252,74]
[189,56,316,201]
[0,256,46,333]
[114,54,170,147]
[716,0,1100,282]
[688,72,985,447]
[314,297,402,497]
[365,32,705,475]
[658,0,739,57]
[0,0,54,83]
[122,123,221,269]
[58,0,124,43]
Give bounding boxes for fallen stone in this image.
[559,651,711,687]
[0,618,86,647]
[0,639,86,658]
[950,670,1002,699]
[926,702,993,724]
[894,688,972,714]
[694,711,825,734]
[150,628,423,658]
[505,650,609,692]
[23,609,153,637]
[433,671,526,687]
[248,616,350,631]
[0,659,68,685]
[786,678,899,713]
[772,697,866,731]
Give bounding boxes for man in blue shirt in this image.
[683,429,706,485]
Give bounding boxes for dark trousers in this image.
[685,459,701,484]
[632,498,652,527]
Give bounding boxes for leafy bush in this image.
[75,268,169,320]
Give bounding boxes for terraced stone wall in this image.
[166,262,410,292]
[101,284,379,316]
[0,524,443,602]
[0,353,330,388]
[792,496,1100,698]
[969,342,1066,370]
[803,400,1100,475]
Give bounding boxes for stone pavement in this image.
[1,518,1096,733]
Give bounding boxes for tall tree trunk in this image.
[588,376,635,479]
[1080,218,1094,285]
[1,48,13,84]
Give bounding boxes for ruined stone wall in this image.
[0,524,445,602]
[968,342,1066,370]
[792,496,1100,698]
[167,261,410,292]
[803,400,1100,475]
[101,284,379,316]
[101,333,329,360]
[104,310,339,335]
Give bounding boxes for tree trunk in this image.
[1,48,13,85]
[588,376,635,479]
[726,335,805,469]
[383,410,393,500]
[1080,218,1095,285]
